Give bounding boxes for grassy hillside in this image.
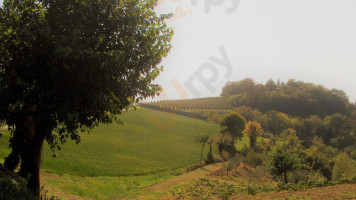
[1,108,220,177]
[0,108,254,199]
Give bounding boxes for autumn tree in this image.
[244,121,264,150]
[0,0,172,196]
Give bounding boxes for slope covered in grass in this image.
[0,108,219,177]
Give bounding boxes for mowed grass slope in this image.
[1,108,220,177]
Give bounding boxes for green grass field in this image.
[0,108,255,199]
[1,108,220,177]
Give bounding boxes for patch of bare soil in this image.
[142,163,223,193]
[207,163,272,185]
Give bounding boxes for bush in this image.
[332,153,356,181]
[0,165,60,200]
[288,169,310,183]
[170,176,356,199]
[245,150,265,167]
[0,165,37,200]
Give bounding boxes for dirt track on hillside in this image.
[142,163,223,193]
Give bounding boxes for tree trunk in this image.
[27,132,45,197]
[200,143,205,164]
[6,114,48,198]
[4,116,31,171]
[207,144,213,163]
[250,136,256,150]
[19,117,36,178]
[283,171,288,183]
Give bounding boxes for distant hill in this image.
[143,79,354,118]
[221,78,352,117]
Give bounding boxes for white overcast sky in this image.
[1,1,356,102]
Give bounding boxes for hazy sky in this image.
[154,0,356,102]
[1,1,355,102]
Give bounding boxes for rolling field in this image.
[0,108,254,199]
[1,108,220,177]
[0,108,223,199]
[146,97,234,111]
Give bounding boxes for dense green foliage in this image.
[221,78,351,117]
[218,113,246,156]
[0,164,37,200]
[268,133,302,183]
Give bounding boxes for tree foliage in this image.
[268,132,302,183]
[220,113,246,140]
[243,121,263,150]
[218,113,246,156]
[222,78,351,117]
[332,152,356,181]
[0,0,172,196]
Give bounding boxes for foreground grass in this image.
[41,171,175,200]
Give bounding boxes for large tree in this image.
[0,0,172,196]
[218,113,245,155]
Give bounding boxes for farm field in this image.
[146,97,234,111]
[0,108,223,199]
[0,108,220,177]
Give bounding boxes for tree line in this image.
[200,109,356,184]
[221,78,352,117]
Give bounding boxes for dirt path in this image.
[142,163,223,193]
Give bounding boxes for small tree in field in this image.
[0,0,172,196]
[268,132,302,183]
[195,135,214,164]
[243,121,264,150]
[269,146,300,183]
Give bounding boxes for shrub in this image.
[0,164,37,200]
[0,165,61,200]
[245,150,265,167]
[332,153,356,181]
